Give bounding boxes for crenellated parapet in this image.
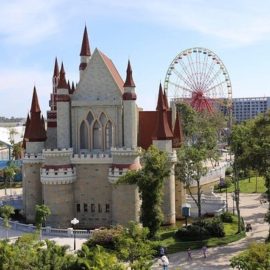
[110,147,141,157]
[168,150,177,163]
[42,148,73,158]
[40,167,76,185]
[23,153,44,164]
[108,167,129,184]
[71,153,112,164]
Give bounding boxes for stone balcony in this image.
[110,147,141,157]
[71,152,112,164]
[23,153,44,164]
[42,148,73,158]
[108,167,128,184]
[40,167,76,185]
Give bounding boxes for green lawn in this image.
[158,216,245,254]
[216,176,266,193]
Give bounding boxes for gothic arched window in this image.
[93,120,102,150]
[87,111,94,127]
[80,121,88,150]
[99,113,107,126]
[105,121,113,149]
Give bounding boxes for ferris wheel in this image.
[164,47,232,114]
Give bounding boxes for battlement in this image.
[23,153,44,164]
[40,167,76,185]
[168,150,177,163]
[42,148,73,157]
[108,167,128,184]
[110,147,141,156]
[71,152,112,164]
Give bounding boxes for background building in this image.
[232,97,270,123]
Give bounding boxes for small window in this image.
[77,204,80,213]
[84,203,88,212]
[105,204,110,213]
[91,204,95,213]
[98,204,102,213]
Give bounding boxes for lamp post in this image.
[231,192,235,215]
[71,218,79,250]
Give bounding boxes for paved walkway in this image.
[152,193,268,270]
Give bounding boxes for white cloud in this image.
[0,0,66,45]
[83,0,270,46]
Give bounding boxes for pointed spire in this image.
[53,57,59,77]
[27,87,47,142]
[80,26,91,56]
[124,60,135,87]
[172,112,183,148]
[58,62,68,89]
[30,86,41,113]
[22,113,31,149]
[163,90,169,110]
[71,82,75,94]
[153,83,173,140]
[156,83,167,111]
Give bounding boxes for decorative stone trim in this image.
[40,167,76,185]
[108,167,128,184]
[72,153,112,164]
[55,94,70,102]
[23,153,44,163]
[110,147,141,157]
[168,150,177,163]
[42,148,73,157]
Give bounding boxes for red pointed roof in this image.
[156,83,167,111]
[163,90,169,110]
[153,84,173,140]
[172,112,183,148]
[58,62,68,89]
[99,50,124,92]
[80,26,91,56]
[124,60,135,87]
[31,86,41,113]
[22,113,30,149]
[53,57,59,77]
[27,87,47,142]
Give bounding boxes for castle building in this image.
[22,26,185,228]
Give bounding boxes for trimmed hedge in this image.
[220,212,233,223]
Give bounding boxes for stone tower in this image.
[152,84,176,225]
[23,87,47,222]
[79,26,91,79]
[109,60,141,225]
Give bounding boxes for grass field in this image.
[158,216,245,254]
[216,176,266,193]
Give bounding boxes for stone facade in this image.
[22,27,185,229]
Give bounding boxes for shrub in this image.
[205,217,225,237]
[85,226,123,250]
[175,225,209,241]
[220,212,233,223]
[225,167,233,176]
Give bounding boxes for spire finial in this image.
[30,86,41,113]
[53,57,59,77]
[124,59,135,87]
[80,25,91,56]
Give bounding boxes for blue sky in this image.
[0,0,270,117]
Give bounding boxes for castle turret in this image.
[23,87,46,222]
[123,60,137,148]
[79,26,91,78]
[56,63,70,149]
[152,83,176,225]
[46,58,59,148]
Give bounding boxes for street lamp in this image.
[71,218,79,250]
[231,192,235,215]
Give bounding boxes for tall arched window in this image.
[99,113,107,126]
[93,121,102,150]
[105,121,113,149]
[80,121,88,150]
[87,111,94,126]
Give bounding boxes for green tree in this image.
[118,145,170,238]
[3,165,16,195]
[230,242,270,270]
[115,222,155,270]
[35,204,51,240]
[77,244,126,270]
[175,103,222,218]
[0,205,15,239]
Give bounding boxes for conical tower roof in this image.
[124,60,135,87]
[80,26,91,56]
[163,90,169,110]
[27,87,47,142]
[58,62,68,89]
[172,112,183,148]
[153,84,173,140]
[53,57,59,77]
